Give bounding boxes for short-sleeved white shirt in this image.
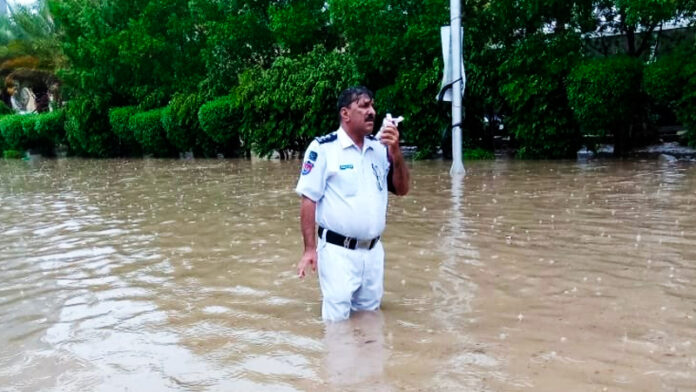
[296,127,390,240]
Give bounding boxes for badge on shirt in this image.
[339,164,354,170]
[301,161,314,175]
[308,151,318,162]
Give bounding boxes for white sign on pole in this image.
[436,26,466,103]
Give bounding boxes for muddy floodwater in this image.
[1,158,695,392]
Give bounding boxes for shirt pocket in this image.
[335,164,359,197]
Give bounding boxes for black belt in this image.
[318,227,380,250]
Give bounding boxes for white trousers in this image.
[317,235,385,322]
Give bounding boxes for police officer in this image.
[295,86,410,322]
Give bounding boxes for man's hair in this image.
[337,86,373,113]
[4,77,17,89]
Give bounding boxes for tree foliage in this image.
[236,45,362,157]
[568,55,652,154]
[0,0,684,158]
[644,43,696,146]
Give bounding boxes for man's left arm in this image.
[380,124,409,195]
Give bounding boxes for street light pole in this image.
[450,0,465,175]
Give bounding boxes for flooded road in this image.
[1,158,695,391]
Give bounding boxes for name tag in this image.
[340,164,354,170]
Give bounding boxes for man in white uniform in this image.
[296,86,409,322]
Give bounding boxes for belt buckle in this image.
[356,239,371,249]
[343,237,352,248]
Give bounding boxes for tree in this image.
[592,0,696,58]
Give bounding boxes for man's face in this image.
[343,94,376,136]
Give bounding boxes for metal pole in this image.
[450,0,465,175]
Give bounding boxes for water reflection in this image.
[323,311,388,389]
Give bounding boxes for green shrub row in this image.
[105,95,243,158]
[0,111,65,156]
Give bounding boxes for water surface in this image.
[1,158,695,391]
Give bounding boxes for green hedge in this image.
[162,93,222,156]
[0,115,26,150]
[0,112,65,155]
[109,106,138,142]
[129,107,173,156]
[464,148,495,160]
[0,115,7,152]
[34,110,65,144]
[64,98,113,157]
[198,95,240,147]
[162,93,203,152]
[3,149,23,159]
[108,106,141,155]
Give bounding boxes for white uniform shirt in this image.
[296,127,391,240]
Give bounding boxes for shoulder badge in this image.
[301,161,314,175]
[315,132,338,144]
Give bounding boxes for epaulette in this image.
[315,132,338,144]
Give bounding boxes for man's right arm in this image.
[297,196,317,278]
[295,140,326,278]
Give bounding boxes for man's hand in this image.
[379,123,401,156]
[381,122,410,196]
[297,249,317,278]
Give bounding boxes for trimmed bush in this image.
[198,95,240,145]
[21,114,39,139]
[129,108,173,156]
[162,93,220,156]
[0,115,26,150]
[464,148,495,160]
[34,110,66,144]
[64,98,114,157]
[3,149,23,159]
[108,106,141,155]
[568,56,652,155]
[0,115,7,151]
[109,106,138,142]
